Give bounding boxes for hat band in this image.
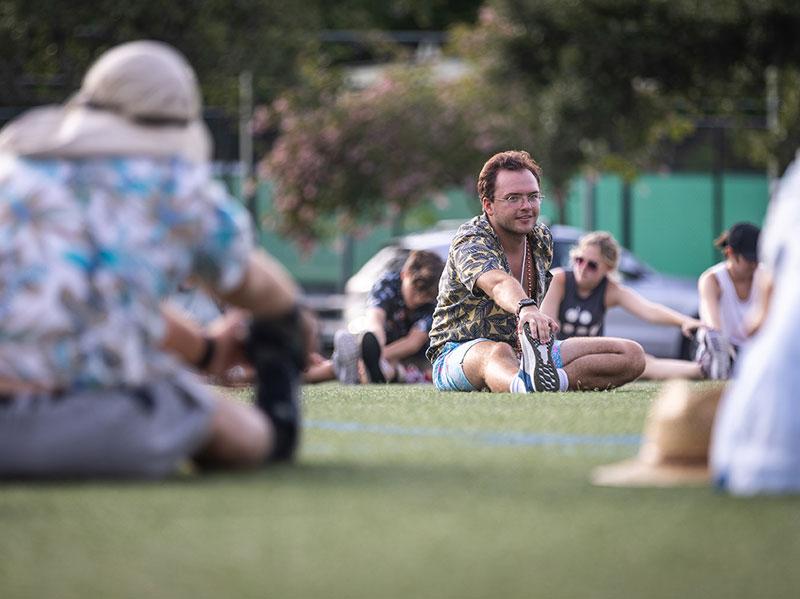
[646,453,709,468]
[83,100,191,128]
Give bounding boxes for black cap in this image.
[727,222,760,262]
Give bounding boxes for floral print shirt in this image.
[426,214,553,363]
[0,156,252,389]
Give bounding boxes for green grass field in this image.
[2,381,799,599]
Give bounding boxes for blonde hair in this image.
[569,231,621,271]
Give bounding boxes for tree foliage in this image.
[263,68,482,241]
[0,0,319,108]
[454,0,800,178]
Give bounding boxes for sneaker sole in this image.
[520,323,559,392]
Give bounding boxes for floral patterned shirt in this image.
[426,214,553,363]
[0,156,252,389]
[367,270,435,345]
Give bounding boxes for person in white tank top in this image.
[698,223,763,349]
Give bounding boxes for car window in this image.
[553,240,573,268]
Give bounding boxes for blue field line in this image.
[306,419,641,448]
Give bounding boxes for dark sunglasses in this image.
[574,256,599,271]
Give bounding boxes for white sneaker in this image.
[519,323,559,392]
[697,329,735,380]
[332,330,360,384]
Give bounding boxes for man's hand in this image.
[518,305,559,342]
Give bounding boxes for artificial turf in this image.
[2,381,799,599]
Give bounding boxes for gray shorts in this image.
[0,372,214,479]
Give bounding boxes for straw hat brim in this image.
[0,104,210,163]
[591,457,710,488]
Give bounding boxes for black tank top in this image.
[557,270,608,340]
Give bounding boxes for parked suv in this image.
[342,222,699,359]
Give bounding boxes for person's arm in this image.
[475,269,559,341]
[697,270,723,330]
[608,282,702,337]
[215,250,299,317]
[540,268,566,324]
[383,328,430,361]
[160,304,247,375]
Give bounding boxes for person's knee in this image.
[619,339,646,378]
[487,341,517,364]
[199,399,272,468]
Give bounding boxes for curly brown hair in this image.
[477,150,542,204]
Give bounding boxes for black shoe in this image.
[360,332,386,383]
[245,308,305,462]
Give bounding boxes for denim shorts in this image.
[433,338,564,392]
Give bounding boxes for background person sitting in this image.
[308,250,445,385]
[540,231,706,381]
[696,222,764,379]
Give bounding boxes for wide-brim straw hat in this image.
[592,380,725,487]
[0,40,210,163]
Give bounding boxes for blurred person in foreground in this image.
[710,159,800,495]
[695,222,764,380]
[426,150,645,394]
[316,250,444,385]
[0,41,305,479]
[540,231,708,381]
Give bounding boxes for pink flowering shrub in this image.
[263,66,535,241]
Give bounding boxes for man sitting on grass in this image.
[305,250,444,385]
[427,150,645,394]
[0,41,305,478]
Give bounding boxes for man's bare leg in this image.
[558,337,645,390]
[461,340,521,392]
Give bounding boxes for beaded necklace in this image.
[515,234,535,355]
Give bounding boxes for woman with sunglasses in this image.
[540,231,707,380]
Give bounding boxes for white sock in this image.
[509,371,528,393]
[557,368,569,391]
[509,369,568,393]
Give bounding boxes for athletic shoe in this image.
[519,323,559,392]
[360,331,387,383]
[696,329,734,380]
[332,330,360,384]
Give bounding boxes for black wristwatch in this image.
[517,298,538,315]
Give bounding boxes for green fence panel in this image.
[631,174,715,277]
[254,182,343,288]
[595,174,624,236]
[722,174,769,229]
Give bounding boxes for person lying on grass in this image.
[0,41,306,479]
[426,150,645,394]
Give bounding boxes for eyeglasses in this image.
[494,192,545,206]
[574,256,599,271]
